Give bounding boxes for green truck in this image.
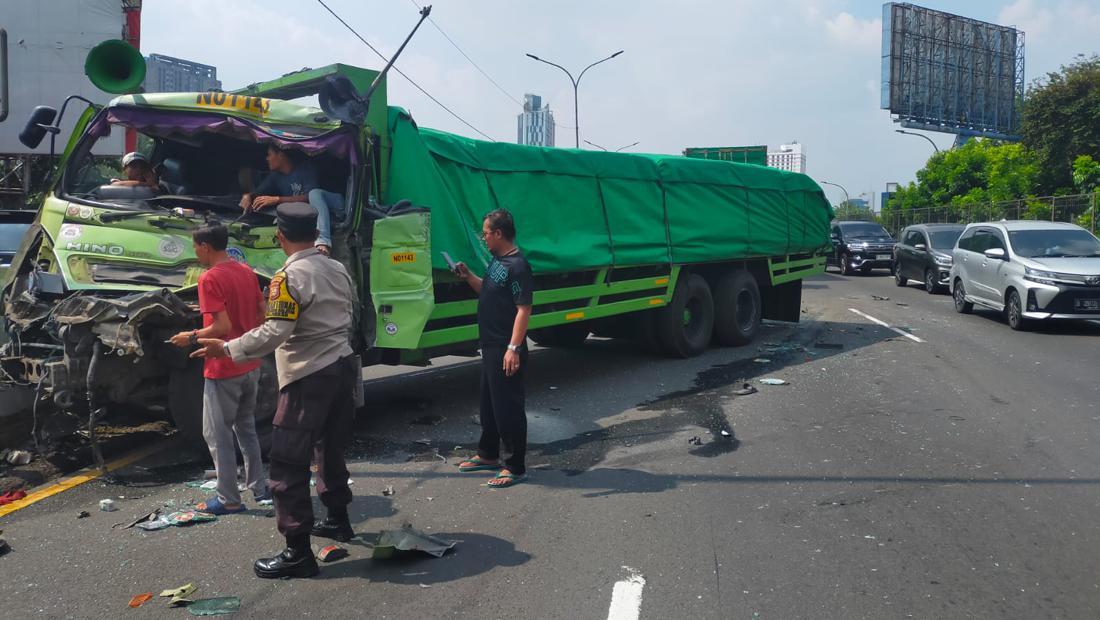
[1,60,830,449]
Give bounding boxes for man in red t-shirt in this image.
[171,224,268,514]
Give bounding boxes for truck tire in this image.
[168,355,278,458]
[168,358,205,451]
[712,269,761,346]
[529,324,589,348]
[655,273,714,358]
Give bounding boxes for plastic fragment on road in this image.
[128,593,153,608]
[118,509,161,529]
[0,533,8,557]
[77,510,90,519]
[731,383,757,396]
[752,358,771,363]
[688,436,703,446]
[758,378,788,386]
[382,485,395,496]
[137,511,216,531]
[871,295,890,301]
[160,583,197,606]
[317,545,349,562]
[373,525,457,559]
[187,597,240,616]
[99,499,118,512]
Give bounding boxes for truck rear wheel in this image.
[655,273,714,358]
[529,324,589,348]
[713,269,761,346]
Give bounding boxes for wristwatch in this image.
[507,344,519,352]
[221,341,231,358]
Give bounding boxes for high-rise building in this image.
[766,142,806,174]
[517,94,555,147]
[144,54,221,93]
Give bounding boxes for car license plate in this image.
[1074,298,1100,311]
[876,254,891,260]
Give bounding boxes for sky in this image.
[141,0,1100,209]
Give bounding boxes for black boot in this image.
[254,538,319,579]
[311,513,354,542]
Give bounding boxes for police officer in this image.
[192,203,358,579]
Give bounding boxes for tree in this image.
[833,200,876,221]
[885,140,1038,216]
[1022,55,1100,195]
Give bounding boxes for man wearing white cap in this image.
[111,152,159,189]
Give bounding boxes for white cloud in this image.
[824,12,882,52]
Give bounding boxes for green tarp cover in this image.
[384,108,832,274]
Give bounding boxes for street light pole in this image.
[895,129,941,154]
[526,50,624,148]
[820,181,850,207]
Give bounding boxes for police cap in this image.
[276,203,318,239]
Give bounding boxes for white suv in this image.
[949,221,1100,330]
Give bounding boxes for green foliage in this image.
[833,201,876,221]
[1022,55,1100,194]
[885,140,1039,216]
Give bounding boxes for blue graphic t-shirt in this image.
[254,160,319,198]
[477,250,534,347]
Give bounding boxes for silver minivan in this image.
[949,221,1100,330]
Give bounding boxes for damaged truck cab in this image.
[2,65,385,447]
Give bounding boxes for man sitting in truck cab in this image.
[239,144,346,256]
[110,152,160,190]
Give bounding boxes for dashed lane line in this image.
[607,567,646,620]
[848,308,925,343]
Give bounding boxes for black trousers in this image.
[477,346,528,476]
[268,355,358,544]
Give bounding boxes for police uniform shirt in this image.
[225,247,354,388]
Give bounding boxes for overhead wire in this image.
[316,0,495,141]
[404,0,577,130]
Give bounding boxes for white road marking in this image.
[606,566,646,620]
[848,308,925,343]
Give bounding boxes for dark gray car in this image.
[893,223,965,293]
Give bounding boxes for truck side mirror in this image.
[18,106,60,149]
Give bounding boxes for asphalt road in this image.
[1,269,1099,619]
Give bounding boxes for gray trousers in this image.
[202,369,265,505]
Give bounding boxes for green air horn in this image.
[84,40,146,94]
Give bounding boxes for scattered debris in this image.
[382,485,395,497]
[118,509,161,530]
[160,583,197,607]
[752,358,771,363]
[419,583,432,588]
[373,525,457,559]
[896,302,909,307]
[137,510,217,531]
[813,342,844,350]
[317,545,349,562]
[99,499,118,512]
[76,510,90,519]
[688,436,703,446]
[128,593,154,608]
[469,415,481,426]
[410,415,445,426]
[0,490,26,506]
[758,378,788,386]
[0,530,8,557]
[871,295,890,301]
[731,383,757,396]
[720,430,731,437]
[187,597,240,616]
[5,450,32,466]
[550,406,561,412]
[413,438,432,446]
[758,343,805,354]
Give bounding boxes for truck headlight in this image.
[1024,267,1058,286]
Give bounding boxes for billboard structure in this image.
[683,145,767,166]
[881,3,1025,141]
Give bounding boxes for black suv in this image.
[828,221,896,275]
[893,223,965,293]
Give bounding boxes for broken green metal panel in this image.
[769,255,826,285]
[370,210,434,349]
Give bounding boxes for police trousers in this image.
[269,355,358,540]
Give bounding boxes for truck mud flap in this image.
[761,279,802,323]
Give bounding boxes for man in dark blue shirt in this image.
[240,144,346,255]
[454,209,534,488]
